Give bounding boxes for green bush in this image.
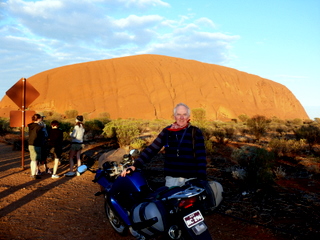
[294,124,320,150]
[231,146,275,189]
[268,138,306,157]
[58,121,73,133]
[147,119,171,133]
[84,119,106,138]
[103,119,141,148]
[0,117,10,135]
[212,128,226,144]
[130,138,146,150]
[204,139,214,154]
[247,115,270,142]
[275,125,288,137]
[192,108,206,127]
[238,114,249,122]
[224,127,235,140]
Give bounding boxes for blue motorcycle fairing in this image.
[94,169,112,190]
[109,171,152,206]
[113,171,148,192]
[109,197,132,226]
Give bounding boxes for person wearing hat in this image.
[65,115,85,177]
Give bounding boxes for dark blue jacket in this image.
[133,124,207,180]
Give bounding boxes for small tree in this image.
[247,115,270,142]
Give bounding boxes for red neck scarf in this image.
[167,119,190,131]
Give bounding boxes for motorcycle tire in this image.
[105,197,128,235]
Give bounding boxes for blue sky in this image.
[1,0,319,119]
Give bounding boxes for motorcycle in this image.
[90,151,223,240]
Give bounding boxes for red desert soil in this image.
[0,140,317,240]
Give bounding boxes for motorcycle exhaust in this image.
[168,225,182,239]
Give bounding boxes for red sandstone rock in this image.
[0,54,309,120]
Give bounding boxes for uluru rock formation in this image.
[0,54,309,120]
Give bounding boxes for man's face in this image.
[174,106,190,127]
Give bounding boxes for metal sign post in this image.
[6,78,40,169]
[21,78,26,168]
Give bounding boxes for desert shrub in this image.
[84,119,105,138]
[270,116,285,124]
[63,132,70,141]
[275,124,288,138]
[130,138,146,150]
[51,112,63,121]
[294,124,320,150]
[148,119,171,133]
[238,114,249,122]
[192,108,206,125]
[192,121,213,142]
[268,138,306,157]
[65,109,78,119]
[224,127,235,140]
[212,128,226,144]
[42,110,55,118]
[58,121,73,133]
[116,123,140,148]
[204,139,214,154]
[247,115,270,142]
[102,121,118,138]
[286,118,303,129]
[314,118,320,124]
[103,120,141,148]
[238,126,249,136]
[0,118,10,135]
[231,146,275,189]
[134,120,149,133]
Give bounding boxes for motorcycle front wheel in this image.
[105,197,128,235]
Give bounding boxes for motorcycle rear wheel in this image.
[105,198,128,235]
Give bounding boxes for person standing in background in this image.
[37,115,51,174]
[28,114,45,179]
[65,115,85,177]
[47,120,64,178]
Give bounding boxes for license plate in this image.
[183,210,204,228]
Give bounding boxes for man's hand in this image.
[120,166,136,177]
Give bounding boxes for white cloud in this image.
[116,0,170,8]
[194,17,216,29]
[113,14,164,28]
[0,0,240,87]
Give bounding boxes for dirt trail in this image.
[0,142,292,240]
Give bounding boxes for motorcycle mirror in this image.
[77,165,88,174]
[129,149,140,157]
